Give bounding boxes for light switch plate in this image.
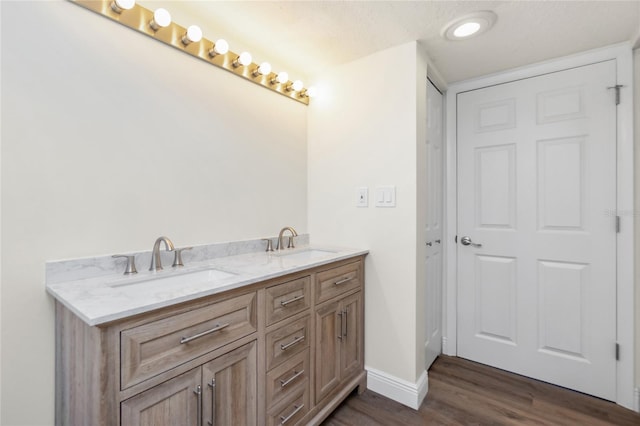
[375,186,396,207]
[356,187,368,207]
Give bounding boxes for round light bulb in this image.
[306,86,318,98]
[453,22,481,38]
[112,0,135,13]
[186,25,202,43]
[276,72,289,84]
[150,8,171,30]
[238,52,252,66]
[292,80,304,92]
[213,39,229,55]
[257,62,272,75]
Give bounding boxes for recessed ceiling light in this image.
[442,11,497,41]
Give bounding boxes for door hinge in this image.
[607,85,625,105]
[616,343,620,361]
[616,216,621,233]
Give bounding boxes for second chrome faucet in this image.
[277,226,298,250]
[150,236,175,271]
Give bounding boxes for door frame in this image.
[443,43,635,410]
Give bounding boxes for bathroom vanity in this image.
[48,242,367,426]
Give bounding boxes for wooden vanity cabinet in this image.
[55,255,366,426]
[312,262,364,408]
[120,341,257,426]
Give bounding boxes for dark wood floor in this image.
[322,355,640,425]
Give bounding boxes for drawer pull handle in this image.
[280,335,305,351]
[334,277,351,286]
[280,369,305,388]
[280,403,304,425]
[280,294,304,307]
[180,323,230,344]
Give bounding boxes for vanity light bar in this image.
[72,0,313,105]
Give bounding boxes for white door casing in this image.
[425,80,444,370]
[456,60,618,401]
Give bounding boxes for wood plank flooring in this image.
[322,355,640,425]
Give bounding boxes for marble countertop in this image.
[46,245,368,326]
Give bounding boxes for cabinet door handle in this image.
[334,277,351,286]
[207,379,216,426]
[280,404,304,425]
[280,335,305,351]
[280,369,305,388]
[280,294,304,307]
[337,312,343,340]
[194,385,202,426]
[343,309,348,338]
[180,323,230,344]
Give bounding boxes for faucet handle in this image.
[262,239,274,252]
[287,236,296,249]
[172,247,192,267]
[112,255,138,275]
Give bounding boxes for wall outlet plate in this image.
[356,187,368,207]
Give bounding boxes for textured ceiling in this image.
[138,1,640,84]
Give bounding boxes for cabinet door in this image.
[202,341,257,426]
[340,292,362,379]
[121,368,201,426]
[314,300,341,404]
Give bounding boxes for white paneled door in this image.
[425,80,444,370]
[457,61,617,400]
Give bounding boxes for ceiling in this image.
[138,1,640,85]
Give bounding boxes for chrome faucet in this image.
[277,227,298,250]
[150,236,175,271]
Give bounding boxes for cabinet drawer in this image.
[121,292,257,390]
[266,349,309,408]
[266,315,310,371]
[267,386,309,426]
[315,261,362,303]
[265,276,311,326]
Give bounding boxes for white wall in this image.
[0,2,307,425]
[308,41,428,389]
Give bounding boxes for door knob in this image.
[460,236,482,248]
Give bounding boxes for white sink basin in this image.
[108,268,236,289]
[275,249,337,262]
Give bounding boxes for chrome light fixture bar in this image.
[72,0,311,105]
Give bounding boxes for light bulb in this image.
[453,22,481,38]
[182,25,202,45]
[292,80,304,92]
[233,52,252,68]
[306,86,318,98]
[111,0,135,13]
[276,72,289,84]
[209,39,229,57]
[150,8,171,31]
[252,62,272,77]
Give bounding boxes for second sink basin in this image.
[275,248,337,262]
[108,268,236,289]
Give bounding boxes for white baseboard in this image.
[365,366,428,410]
[634,387,640,413]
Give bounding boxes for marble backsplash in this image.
[46,234,309,285]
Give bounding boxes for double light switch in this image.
[375,186,396,207]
